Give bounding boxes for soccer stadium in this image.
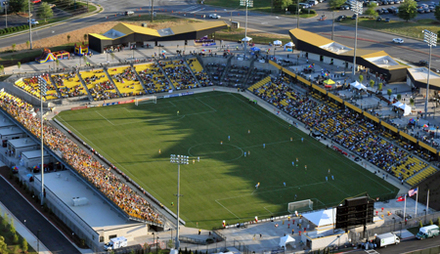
[2,28,440,253]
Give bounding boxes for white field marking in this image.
[196,97,217,112]
[243,139,290,149]
[263,206,274,214]
[215,199,241,219]
[230,93,395,193]
[56,116,169,202]
[168,100,177,107]
[95,111,115,126]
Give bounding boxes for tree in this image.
[359,74,364,83]
[387,88,392,99]
[365,3,379,18]
[37,2,53,22]
[17,62,21,69]
[329,0,346,10]
[378,82,383,91]
[410,98,414,106]
[21,238,28,253]
[0,236,7,253]
[84,33,88,42]
[11,43,16,52]
[12,233,19,244]
[26,40,30,49]
[0,65,4,75]
[8,0,27,13]
[22,1,33,13]
[369,79,375,89]
[273,0,293,10]
[397,94,401,101]
[435,5,440,21]
[67,34,71,42]
[398,0,417,22]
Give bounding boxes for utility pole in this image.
[331,12,335,40]
[297,0,300,28]
[151,0,154,22]
[28,0,32,49]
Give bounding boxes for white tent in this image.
[302,208,336,233]
[279,235,296,248]
[242,36,252,42]
[284,42,295,51]
[350,81,367,90]
[273,40,282,46]
[392,101,412,116]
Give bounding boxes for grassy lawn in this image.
[340,18,440,40]
[216,28,291,44]
[55,91,398,230]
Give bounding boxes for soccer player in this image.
[301,137,304,143]
[228,135,231,141]
[177,111,180,116]
[263,143,265,148]
[283,182,286,187]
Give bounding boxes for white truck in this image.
[416,225,440,240]
[104,236,128,251]
[375,232,400,247]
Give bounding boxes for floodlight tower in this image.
[423,29,437,118]
[240,0,253,54]
[170,154,189,250]
[38,76,47,205]
[350,0,362,76]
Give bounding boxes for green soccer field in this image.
[55,91,399,229]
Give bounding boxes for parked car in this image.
[31,0,41,3]
[377,8,384,14]
[377,16,382,21]
[27,19,39,25]
[352,13,358,19]
[340,4,350,9]
[393,38,404,43]
[298,3,311,8]
[209,14,221,19]
[416,60,428,66]
[384,17,390,22]
[381,8,389,13]
[335,15,346,21]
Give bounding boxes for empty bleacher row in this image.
[248,75,438,186]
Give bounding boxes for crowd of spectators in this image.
[135,63,172,93]
[161,60,199,90]
[0,90,162,224]
[251,75,436,183]
[52,72,87,98]
[81,70,118,100]
[205,63,226,84]
[108,67,146,97]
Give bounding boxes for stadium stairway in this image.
[195,55,215,82]
[242,58,256,89]
[103,67,123,98]
[76,69,97,101]
[219,55,234,83]
[406,165,438,186]
[155,59,177,90]
[47,75,62,99]
[129,63,148,92]
[182,56,203,88]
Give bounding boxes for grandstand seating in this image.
[221,64,249,87]
[161,59,199,90]
[15,75,59,100]
[186,58,212,86]
[246,68,272,86]
[51,72,87,98]
[392,156,428,180]
[134,63,172,94]
[107,66,145,97]
[79,69,118,100]
[248,76,271,92]
[205,62,226,84]
[406,166,438,186]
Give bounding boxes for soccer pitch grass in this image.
[55,91,399,229]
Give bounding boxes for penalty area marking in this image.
[215,199,241,219]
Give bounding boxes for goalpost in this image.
[288,199,314,214]
[135,95,157,106]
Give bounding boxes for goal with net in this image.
[288,199,313,214]
[135,95,157,106]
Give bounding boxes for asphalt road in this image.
[349,236,440,253]
[0,174,80,254]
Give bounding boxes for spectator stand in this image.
[245,67,272,88]
[220,62,250,88]
[106,65,146,97]
[134,62,172,94]
[184,57,212,87]
[79,69,120,101]
[50,71,89,99]
[204,62,227,85]
[160,59,199,90]
[14,75,59,101]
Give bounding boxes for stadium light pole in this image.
[423,29,437,119]
[28,0,32,49]
[3,1,8,29]
[170,154,189,250]
[240,0,253,55]
[38,77,47,206]
[350,0,362,77]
